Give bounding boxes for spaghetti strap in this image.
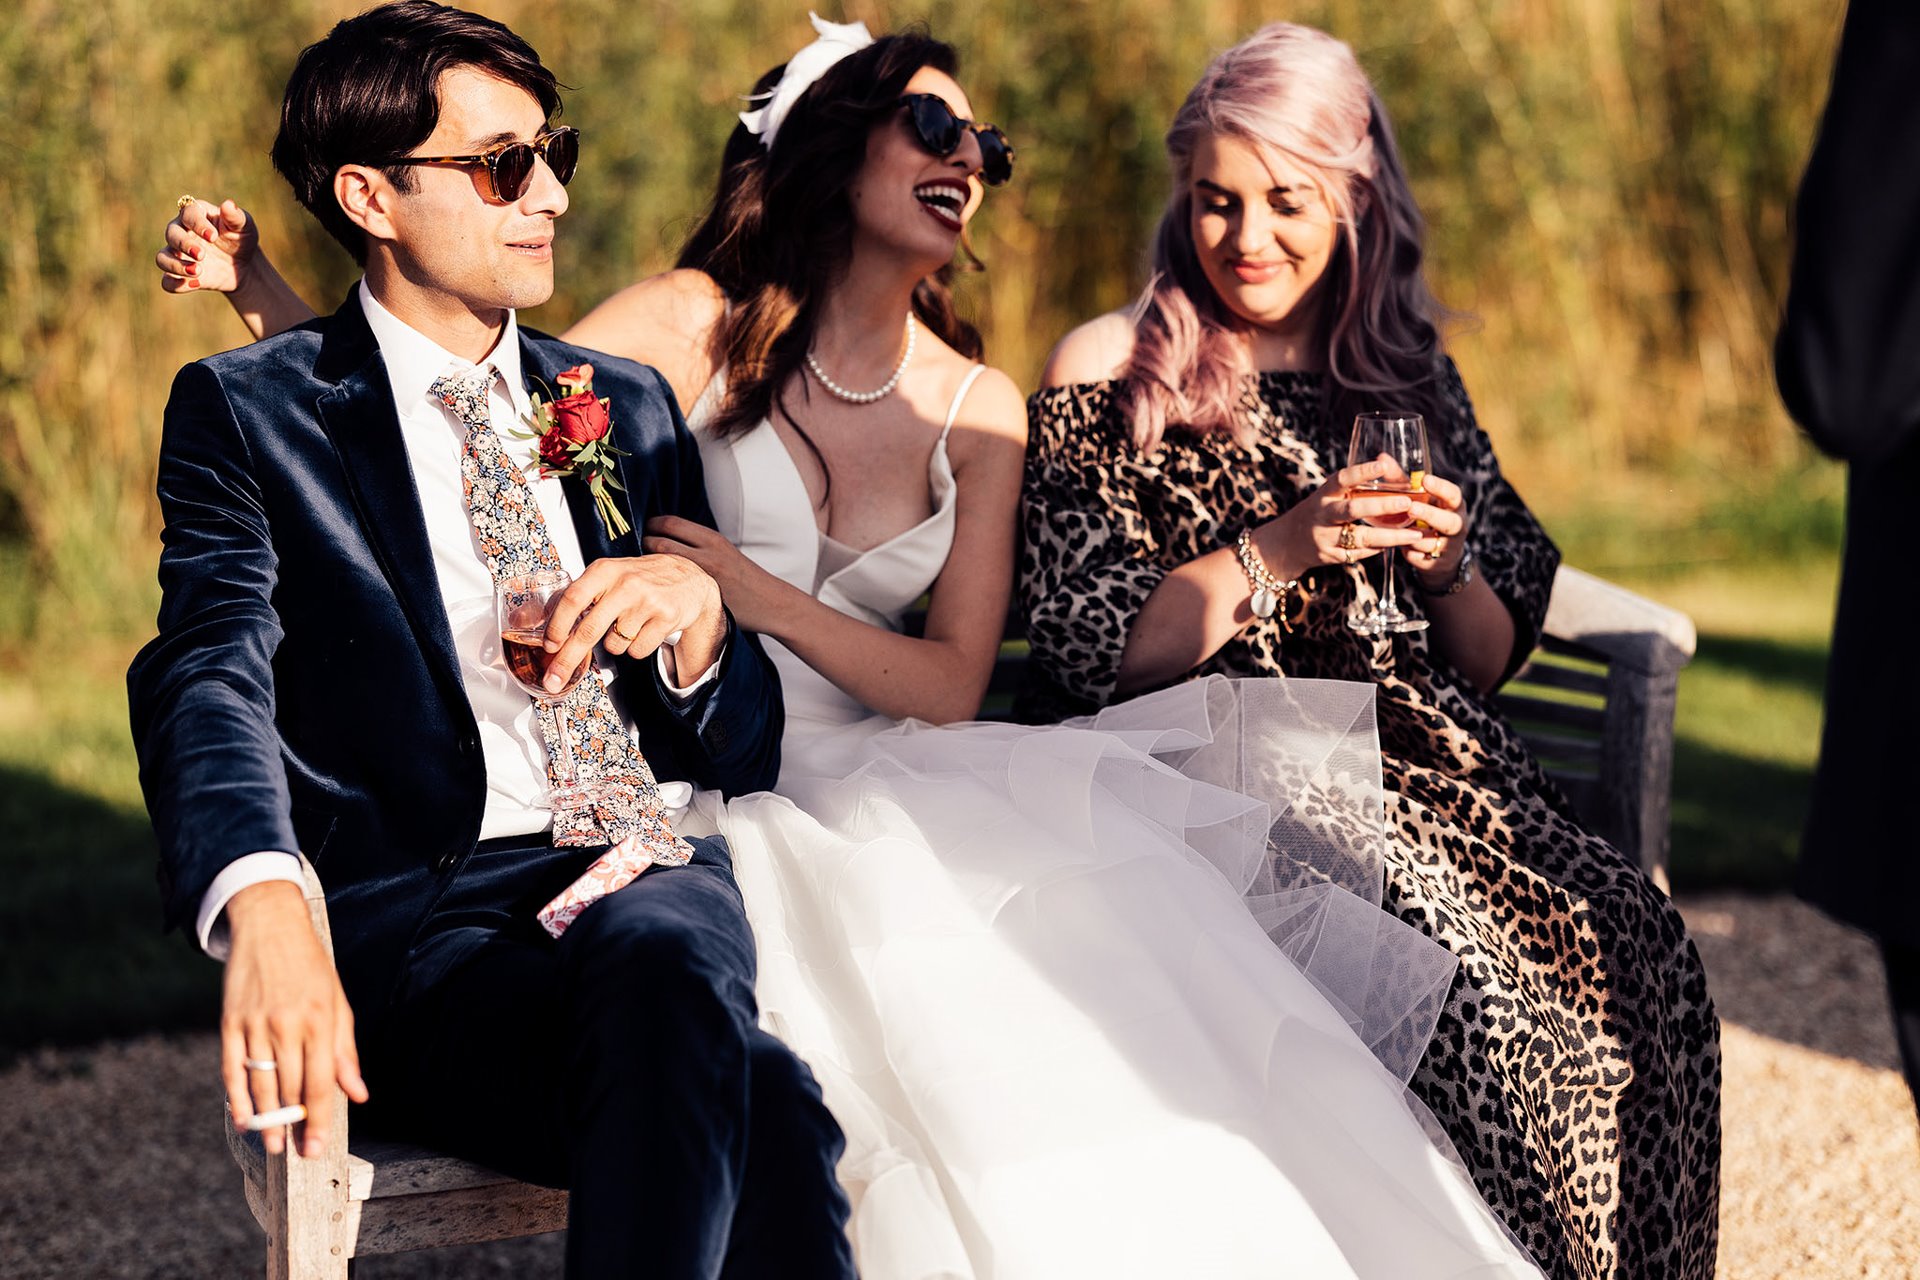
[939,364,988,441]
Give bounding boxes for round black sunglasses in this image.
[898,95,1015,187]
[384,127,581,204]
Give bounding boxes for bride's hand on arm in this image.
[155,198,317,341]
[1115,458,1423,693]
[643,516,804,636]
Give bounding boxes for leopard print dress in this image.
[1018,365,1719,1280]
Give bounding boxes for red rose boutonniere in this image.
[517,364,632,538]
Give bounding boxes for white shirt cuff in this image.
[196,852,305,961]
[656,636,725,705]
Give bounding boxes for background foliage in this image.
[0,0,1852,1049]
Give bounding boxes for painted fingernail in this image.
[187,279,200,290]
[182,262,197,277]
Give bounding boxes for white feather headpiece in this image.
[739,13,876,152]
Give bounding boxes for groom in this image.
[127,3,853,1275]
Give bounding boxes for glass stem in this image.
[546,697,579,792]
[1381,546,1402,619]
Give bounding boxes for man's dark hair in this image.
[271,1,562,264]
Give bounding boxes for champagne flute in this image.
[497,567,606,808]
[1345,412,1430,635]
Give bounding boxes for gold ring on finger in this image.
[610,627,635,645]
[176,194,197,212]
[1337,524,1359,551]
[1342,548,1355,566]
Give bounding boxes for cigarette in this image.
[245,1104,308,1131]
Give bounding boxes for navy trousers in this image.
[357,834,855,1279]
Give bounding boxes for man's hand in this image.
[221,881,368,1157]
[542,554,727,694]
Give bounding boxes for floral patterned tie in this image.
[431,365,692,934]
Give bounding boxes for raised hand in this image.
[156,198,256,295]
[643,515,795,636]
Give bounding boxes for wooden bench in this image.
[1489,565,1695,888]
[227,564,1692,1275]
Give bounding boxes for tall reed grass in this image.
[0,0,1846,648]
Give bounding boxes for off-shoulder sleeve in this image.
[1018,385,1170,711]
[1435,359,1559,683]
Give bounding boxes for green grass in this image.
[0,649,219,1057]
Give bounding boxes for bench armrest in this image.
[1542,566,1697,676]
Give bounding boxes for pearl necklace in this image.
[805,314,917,404]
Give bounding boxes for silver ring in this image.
[244,1057,277,1072]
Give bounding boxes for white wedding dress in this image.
[681,373,1544,1279]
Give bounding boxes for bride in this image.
[158,16,1542,1277]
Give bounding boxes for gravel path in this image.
[3,893,1915,1278]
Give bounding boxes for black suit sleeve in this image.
[1775,0,1920,464]
[624,366,785,797]
[127,363,297,932]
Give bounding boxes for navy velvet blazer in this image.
[128,291,783,1009]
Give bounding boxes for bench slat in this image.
[1515,728,1604,765]
[352,1182,568,1256]
[348,1140,533,1201]
[1493,692,1607,734]
[1507,659,1610,698]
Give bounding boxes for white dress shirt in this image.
[197,281,711,956]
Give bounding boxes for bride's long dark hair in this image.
[678,30,984,441]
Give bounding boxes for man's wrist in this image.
[225,879,307,938]
[677,587,728,671]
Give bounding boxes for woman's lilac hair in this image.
[1120,23,1444,450]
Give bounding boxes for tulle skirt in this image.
[690,677,1543,1278]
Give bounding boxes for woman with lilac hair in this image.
[1026,22,1720,1279]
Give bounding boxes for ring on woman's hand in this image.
[176,194,198,213]
[244,1057,277,1072]
[1336,524,1359,552]
[609,627,636,645]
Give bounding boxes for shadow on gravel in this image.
[0,762,216,1059]
[1681,892,1901,1073]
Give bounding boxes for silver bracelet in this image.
[1234,530,1302,632]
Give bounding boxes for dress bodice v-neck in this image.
[689,366,981,733]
